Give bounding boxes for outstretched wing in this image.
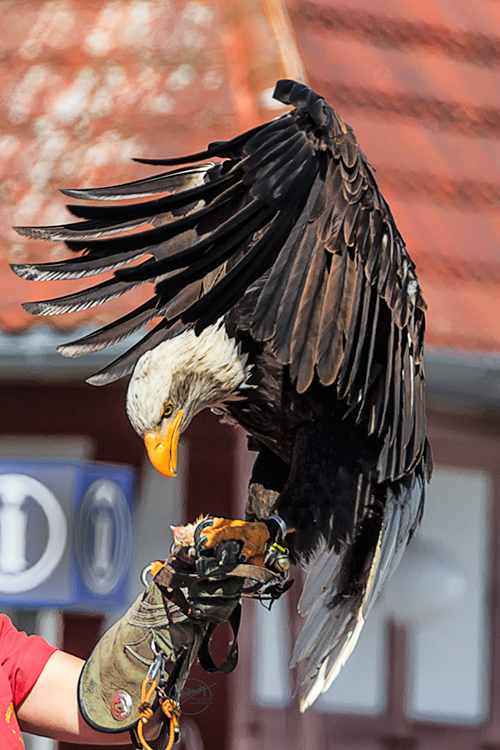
[13,79,426,482]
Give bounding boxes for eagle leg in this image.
[198,518,271,565]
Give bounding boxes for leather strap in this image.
[197,603,242,674]
[155,560,281,590]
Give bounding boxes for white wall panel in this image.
[0,435,94,460]
[253,595,292,707]
[406,467,491,724]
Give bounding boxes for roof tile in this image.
[3,0,500,356]
[290,0,500,353]
[0,0,285,333]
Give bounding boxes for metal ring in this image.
[140,563,153,588]
[268,514,287,540]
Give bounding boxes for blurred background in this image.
[0,0,500,748]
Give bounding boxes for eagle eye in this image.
[161,401,174,419]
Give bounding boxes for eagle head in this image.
[126,323,250,477]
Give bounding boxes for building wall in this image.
[0,378,241,750]
[1,379,500,750]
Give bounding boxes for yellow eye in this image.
[161,401,174,419]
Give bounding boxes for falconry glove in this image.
[78,520,290,749]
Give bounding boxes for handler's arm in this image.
[16,650,156,744]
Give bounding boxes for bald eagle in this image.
[13,80,431,709]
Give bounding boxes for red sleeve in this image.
[0,614,58,707]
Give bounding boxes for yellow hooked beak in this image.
[144,410,183,477]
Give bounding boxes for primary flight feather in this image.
[13,80,431,709]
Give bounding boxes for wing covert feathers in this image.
[14,79,426,478]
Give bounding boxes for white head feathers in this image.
[126,322,250,436]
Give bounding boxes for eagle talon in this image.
[193,517,216,554]
[198,518,271,566]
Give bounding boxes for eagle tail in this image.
[291,470,425,711]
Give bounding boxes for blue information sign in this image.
[0,461,135,610]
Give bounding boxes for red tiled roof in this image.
[2,0,500,355]
[289,0,500,353]
[0,0,284,331]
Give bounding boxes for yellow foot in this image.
[199,518,270,565]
